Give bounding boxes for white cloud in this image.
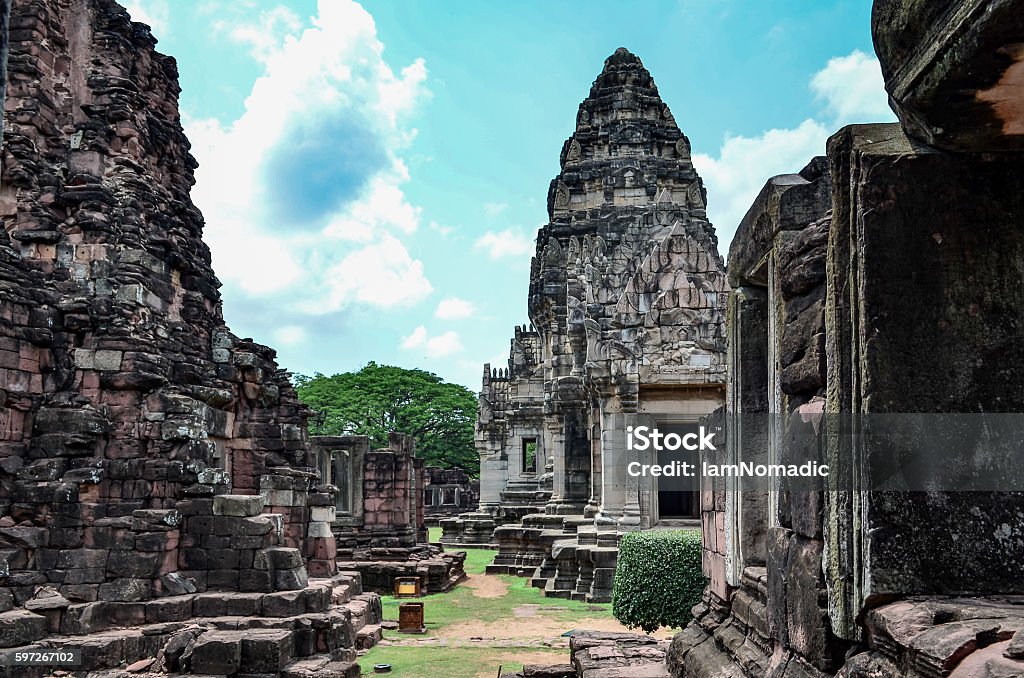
[315,234,433,311]
[426,331,463,357]
[122,0,170,35]
[400,327,464,357]
[272,326,307,346]
[429,221,453,237]
[401,325,427,349]
[214,6,302,62]
[695,119,830,250]
[435,297,476,320]
[811,50,893,126]
[474,228,535,259]
[483,202,508,218]
[186,0,432,315]
[697,50,895,252]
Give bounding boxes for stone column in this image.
[596,407,627,524]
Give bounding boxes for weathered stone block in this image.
[239,569,273,592]
[191,630,242,675]
[274,566,309,591]
[254,547,303,571]
[98,578,152,602]
[310,506,335,523]
[872,0,1024,152]
[144,596,193,623]
[106,551,161,579]
[261,590,305,617]
[213,494,266,517]
[241,629,292,672]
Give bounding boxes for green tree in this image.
[294,363,479,476]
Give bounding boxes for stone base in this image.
[335,544,467,594]
[499,631,669,678]
[440,495,552,546]
[0,572,381,676]
[487,514,624,603]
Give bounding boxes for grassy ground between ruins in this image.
[358,531,669,677]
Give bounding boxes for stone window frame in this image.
[724,257,779,587]
[311,436,367,528]
[521,437,539,474]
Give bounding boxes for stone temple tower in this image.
[445,48,727,601]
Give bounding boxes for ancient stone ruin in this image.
[486,1,1024,676]
[0,0,1023,676]
[0,0,385,674]
[311,434,466,596]
[669,2,1024,676]
[444,48,728,603]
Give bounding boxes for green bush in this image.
[611,529,706,633]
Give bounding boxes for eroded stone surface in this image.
[872,0,1024,151]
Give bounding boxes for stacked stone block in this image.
[668,2,1024,676]
[0,0,356,672]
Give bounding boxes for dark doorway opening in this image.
[658,489,697,518]
[656,423,700,519]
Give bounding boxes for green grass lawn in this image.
[428,526,442,543]
[358,646,567,678]
[358,546,617,677]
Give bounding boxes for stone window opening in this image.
[522,438,538,474]
[324,448,353,515]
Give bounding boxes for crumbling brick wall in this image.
[0,0,331,613]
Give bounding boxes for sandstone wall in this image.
[0,0,328,615]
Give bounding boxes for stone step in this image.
[282,656,361,678]
[523,664,576,677]
[355,623,382,649]
[579,664,668,677]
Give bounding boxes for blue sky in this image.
[124,0,893,390]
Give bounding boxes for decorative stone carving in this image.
[687,181,704,209]
[675,136,691,159]
[567,138,582,161]
[554,181,571,209]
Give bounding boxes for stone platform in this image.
[0,571,382,676]
[501,631,669,678]
[486,514,624,604]
[336,544,467,595]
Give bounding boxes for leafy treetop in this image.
[294,362,479,477]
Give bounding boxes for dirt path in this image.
[442,613,667,641]
[462,572,510,598]
[385,572,674,647]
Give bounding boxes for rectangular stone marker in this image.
[398,602,425,633]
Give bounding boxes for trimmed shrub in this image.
[611,529,705,633]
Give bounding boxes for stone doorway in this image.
[655,423,699,520]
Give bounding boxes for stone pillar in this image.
[596,408,627,524]
[544,415,566,512]
[825,122,1024,638]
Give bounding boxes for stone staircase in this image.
[489,514,623,603]
[0,571,381,677]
